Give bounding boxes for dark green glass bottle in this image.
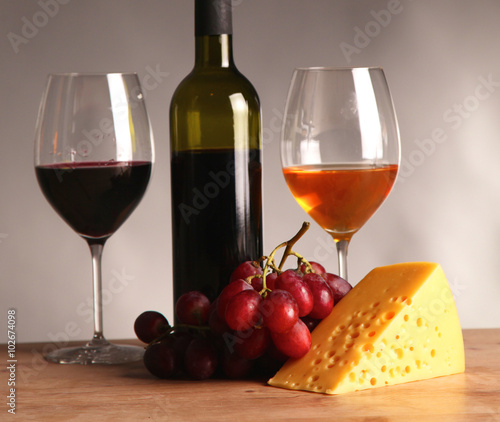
[170,0,263,307]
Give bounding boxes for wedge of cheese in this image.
[268,262,465,394]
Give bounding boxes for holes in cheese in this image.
[362,344,374,353]
[384,311,395,320]
[268,262,465,395]
[394,348,404,359]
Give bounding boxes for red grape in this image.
[234,327,270,360]
[134,311,170,344]
[323,273,352,303]
[176,291,211,326]
[225,289,262,331]
[171,331,193,368]
[249,276,263,292]
[184,338,218,380]
[260,289,299,334]
[264,271,278,290]
[275,269,313,317]
[143,341,177,379]
[301,315,320,332]
[271,319,311,359]
[222,350,252,379]
[208,305,231,336]
[230,260,263,283]
[303,273,334,319]
[217,279,253,319]
[300,261,326,275]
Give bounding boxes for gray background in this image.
[1,0,499,343]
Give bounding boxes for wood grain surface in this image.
[4,329,499,421]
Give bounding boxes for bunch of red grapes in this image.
[134,256,352,381]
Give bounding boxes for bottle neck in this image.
[195,34,234,68]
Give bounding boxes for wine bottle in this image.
[169,0,263,307]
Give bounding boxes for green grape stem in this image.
[277,221,311,270]
[288,251,313,274]
[259,221,312,295]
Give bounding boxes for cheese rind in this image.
[268,262,465,394]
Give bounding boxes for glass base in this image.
[44,337,144,365]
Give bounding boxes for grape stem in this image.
[289,251,313,274]
[277,221,310,270]
[260,221,311,294]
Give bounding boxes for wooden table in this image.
[5,329,500,421]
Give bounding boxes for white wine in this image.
[170,0,263,305]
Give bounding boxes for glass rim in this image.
[294,66,384,72]
[47,72,139,77]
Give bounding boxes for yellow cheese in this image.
[268,262,465,394]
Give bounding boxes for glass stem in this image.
[336,239,349,281]
[88,239,107,342]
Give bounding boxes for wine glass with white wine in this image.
[281,67,400,281]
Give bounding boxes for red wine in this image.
[35,161,151,239]
[170,148,262,301]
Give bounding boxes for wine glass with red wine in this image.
[34,73,154,364]
[281,67,400,281]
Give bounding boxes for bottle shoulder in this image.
[169,66,262,152]
[170,67,260,107]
